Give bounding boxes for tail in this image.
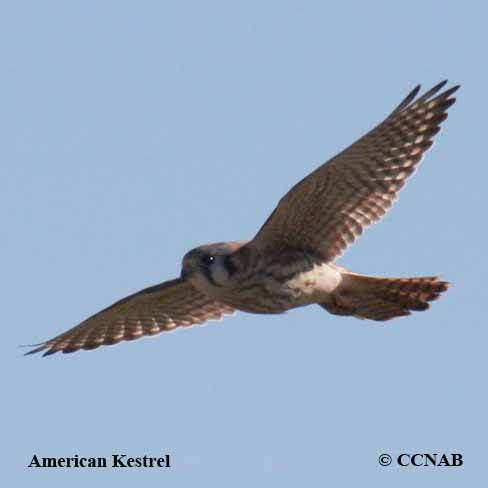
[321,271,450,321]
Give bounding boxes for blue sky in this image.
[2,1,486,485]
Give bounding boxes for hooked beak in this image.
[180,263,192,280]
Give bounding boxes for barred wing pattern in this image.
[249,81,459,262]
[25,279,234,356]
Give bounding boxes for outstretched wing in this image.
[247,81,459,262]
[25,278,234,356]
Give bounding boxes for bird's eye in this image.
[201,254,216,266]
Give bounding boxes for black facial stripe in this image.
[224,255,237,276]
[203,265,222,288]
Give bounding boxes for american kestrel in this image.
[26,80,459,356]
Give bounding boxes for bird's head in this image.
[181,241,246,290]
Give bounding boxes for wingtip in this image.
[435,79,449,90]
[407,83,422,101]
[444,280,454,290]
[23,347,46,356]
[21,342,51,357]
[42,348,58,357]
[391,79,460,117]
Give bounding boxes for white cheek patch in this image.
[210,259,231,287]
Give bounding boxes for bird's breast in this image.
[214,261,342,314]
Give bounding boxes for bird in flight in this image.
[26,80,459,356]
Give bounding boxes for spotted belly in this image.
[221,263,342,314]
[222,282,299,314]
